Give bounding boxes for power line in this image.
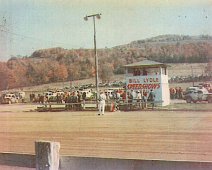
[0,17,72,47]
[0,17,84,59]
[0,29,72,47]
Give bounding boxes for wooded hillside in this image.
[0,35,211,90]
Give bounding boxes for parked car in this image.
[184,86,207,96]
[1,93,18,104]
[44,91,57,100]
[184,88,212,103]
[80,89,94,100]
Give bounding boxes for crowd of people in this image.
[26,83,212,112]
[169,87,184,99]
[30,91,86,110]
[133,68,148,76]
[126,89,156,109]
[29,88,157,112]
[25,84,212,109]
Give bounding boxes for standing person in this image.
[30,94,33,102]
[98,91,106,115]
[179,87,183,99]
[131,90,137,106]
[170,88,176,99]
[116,90,121,100]
[142,90,148,109]
[122,90,126,102]
[56,93,60,103]
[148,89,156,109]
[175,87,179,99]
[77,91,81,111]
[82,91,86,110]
[137,90,142,109]
[65,93,71,110]
[72,91,78,110]
[143,69,147,76]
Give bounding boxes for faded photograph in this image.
[0,0,211,170]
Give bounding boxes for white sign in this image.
[126,76,161,90]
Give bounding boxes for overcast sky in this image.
[0,0,211,61]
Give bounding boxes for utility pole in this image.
[191,65,194,86]
[84,13,101,108]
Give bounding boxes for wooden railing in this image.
[36,100,163,112]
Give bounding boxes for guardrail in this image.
[0,141,212,170]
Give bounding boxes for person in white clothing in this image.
[98,91,106,115]
[131,90,137,105]
[137,90,142,108]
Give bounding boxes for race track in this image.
[0,104,212,162]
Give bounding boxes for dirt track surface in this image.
[0,104,212,163]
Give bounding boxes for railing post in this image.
[35,141,60,170]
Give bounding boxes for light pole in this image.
[84,13,101,108]
[191,65,194,86]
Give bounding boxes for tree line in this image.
[0,39,211,91]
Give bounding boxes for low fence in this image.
[36,99,161,112]
[0,141,212,170]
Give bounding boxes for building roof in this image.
[124,59,168,68]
